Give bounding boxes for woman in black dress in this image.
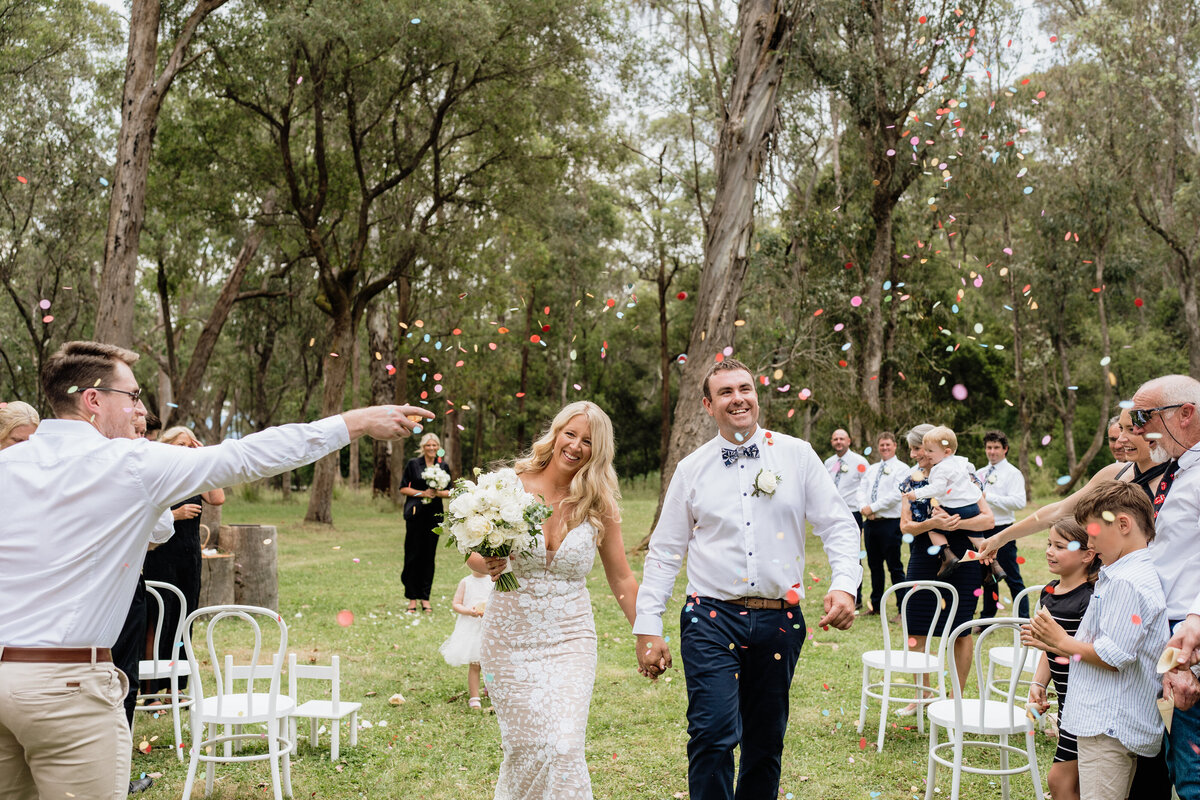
[143,426,225,693]
[400,433,452,613]
[895,424,995,714]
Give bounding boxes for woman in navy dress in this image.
[400,433,452,612]
[895,424,994,714]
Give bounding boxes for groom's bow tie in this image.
[721,444,760,467]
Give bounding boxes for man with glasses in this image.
[0,341,432,800]
[1128,375,1200,800]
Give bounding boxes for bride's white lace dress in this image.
[480,520,598,799]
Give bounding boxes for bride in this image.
[470,401,639,799]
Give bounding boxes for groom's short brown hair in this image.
[702,357,753,401]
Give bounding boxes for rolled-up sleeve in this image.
[136,416,351,509]
[1092,578,1147,671]
[803,450,863,597]
[1190,587,1200,619]
[634,467,693,637]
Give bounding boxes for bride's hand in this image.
[482,556,508,580]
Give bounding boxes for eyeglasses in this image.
[1130,404,1185,428]
[93,386,143,405]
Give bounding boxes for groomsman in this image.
[824,429,869,607]
[857,432,909,616]
[975,430,1028,618]
[635,358,861,800]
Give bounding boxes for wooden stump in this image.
[199,553,235,609]
[219,524,279,611]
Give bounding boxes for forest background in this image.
[2,0,1197,531]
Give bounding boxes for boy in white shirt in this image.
[903,425,1002,579]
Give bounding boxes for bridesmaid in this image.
[400,433,451,613]
[470,401,639,800]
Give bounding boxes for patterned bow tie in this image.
[721,444,760,467]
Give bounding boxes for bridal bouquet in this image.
[436,468,551,591]
[420,464,451,504]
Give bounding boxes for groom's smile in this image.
[703,367,760,443]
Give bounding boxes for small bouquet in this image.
[436,468,551,591]
[420,464,451,504]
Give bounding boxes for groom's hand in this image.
[342,405,434,441]
[818,590,855,631]
[636,634,671,680]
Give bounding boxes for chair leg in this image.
[206,723,217,794]
[280,717,293,798]
[1025,727,1043,800]
[916,674,926,735]
[331,717,340,762]
[925,723,938,800]
[857,662,869,734]
[950,729,964,800]
[182,733,201,800]
[349,711,358,747]
[170,674,184,761]
[268,717,283,800]
[1000,732,1010,800]
[309,717,318,748]
[289,717,297,752]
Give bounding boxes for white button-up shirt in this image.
[1148,447,1200,621]
[976,458,1026,527]
[0,416,350,648]
[1061,549,1169,756]
[857,456,909,519]
[823,449,869,512]
[633,427,863,637]
[913,454,983,508]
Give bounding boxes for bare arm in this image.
[597,505,639,626]
[201,488,225,505]
[990,463,1125,549]
[450,580,474,616]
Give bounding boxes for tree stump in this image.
[219,524,279,611]
[199,553,235,609]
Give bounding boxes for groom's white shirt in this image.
[633,427,863,637]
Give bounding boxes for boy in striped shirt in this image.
[1026,481,1169,800]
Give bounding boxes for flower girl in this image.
[439,564,494,708]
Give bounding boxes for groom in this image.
[635,358,861,800]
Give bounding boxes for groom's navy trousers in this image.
[680,597,806,800]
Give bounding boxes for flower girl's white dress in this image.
[480,520,598,799]
[439,574,494,666]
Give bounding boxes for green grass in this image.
[131,484,1061,799]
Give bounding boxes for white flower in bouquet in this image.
[420,464,450,504]
[435,467,552,591]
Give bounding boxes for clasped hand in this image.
[636,634,671,681]
[1021,608,1067,653]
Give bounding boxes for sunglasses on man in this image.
[1130,404,1187,428]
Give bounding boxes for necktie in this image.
[982,465,995,484]
[721,444,760,467]
[870,462,886,503]
[833,458,843,486]
[1152,459,1179,519]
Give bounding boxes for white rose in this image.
[466,514,492,540]
[757,471,778,493]
[452,521,481,549]
[486,531,507,548]
[499,500,525,527]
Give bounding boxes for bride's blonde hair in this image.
[513,401,620,540]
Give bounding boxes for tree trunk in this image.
[304,312,352,523]
[443,415,462,479]
[657,257,673,477]
[220,523,279,611]
[647,0,795,543]
[860,206,892,426]
[367,297,395,496]
[389,277,412,504]
[348,327,361,489]
[516,294,535,451]
[95,0,231,346]
[1009,268,1032,501]
[198,553,235,609]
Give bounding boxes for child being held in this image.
[902,425,1005,581]
[1026,516,1101,800]
[439,565,494,709]
[1024,481,1169,800]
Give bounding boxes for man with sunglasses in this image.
[0,341,432,800]
[1128,375,1200,800]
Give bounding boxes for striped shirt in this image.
[1060,549,1169,757]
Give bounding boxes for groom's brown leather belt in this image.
[724,597,799,610]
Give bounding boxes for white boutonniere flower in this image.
[883,466,892,476]
[839,463,849,473]
[752,468,781,497]
[986,474,997,485]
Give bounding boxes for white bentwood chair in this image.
[181,605,294,800]
[135,580,194,760]
[925,618,1043,800]
[985,584,1045,701]
[857,580,959,751]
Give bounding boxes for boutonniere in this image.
[883,466,892,476]
[986,474,997,484]
[752,468,781,497]
[839,463,849,473]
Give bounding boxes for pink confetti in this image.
[336,610,354,627]
[42,315,53,323]
[951,384,968,401]
[1003,247,1013,255]
[39,299,50,309]
[1131,614,1142,625]
[850,296,863,307]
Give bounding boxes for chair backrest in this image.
[182,605,288,721]
[144,580,189,676]
[287,653,342,709]
[1012,583,1045,618]
[878,580,960,698]
[945,618,1035,729]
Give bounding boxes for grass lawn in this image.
[130,483,1061,799]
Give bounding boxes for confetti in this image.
[336,609,355,627]
[1131,614,1142,625]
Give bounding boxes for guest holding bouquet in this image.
[463,401,639,800]
[400,433,451,613]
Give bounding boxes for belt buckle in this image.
[744,597,767,610]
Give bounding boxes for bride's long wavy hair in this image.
[513,401,621,540]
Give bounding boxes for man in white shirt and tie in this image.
[0,341,432,800]
[857,432,909,616]
[824,429,869,607]
[634,358,861,800]
[975,430,1028,619]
